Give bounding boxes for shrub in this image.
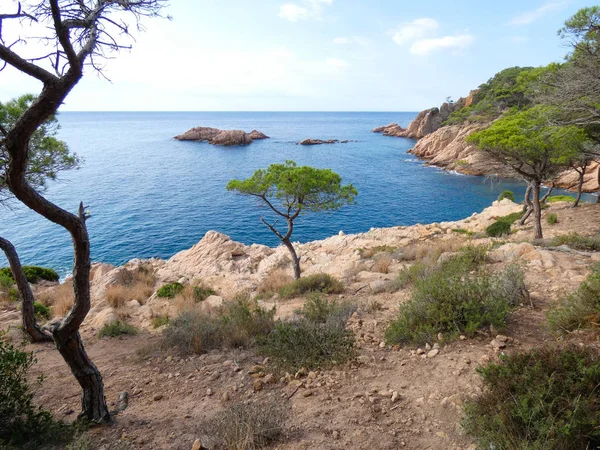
[547,213,558,225]
[38,282,74,317]
[497,190,515,202]
[278,273,344,299]
[257,269,294,298]
[260,297,355,372]
[193,285,216,302]
[33,302,51,320]
[98,321,138,338]
[162,299,275,355]
[547,195,576,203]
[358,245,397,259]
[201,400,288,450]
[547,263,600,332]
[456,159,469,167]
[0,266,59,284]
[0,336,68,448]
[550,233,600,251]
[157,282,184,299]
[452,228,474,236]
[498,211,524,225]
[372,254,393,274]
[385,254,525,345]
[151,315,169,328]
[463,347,600,450]
[486,220,511,237]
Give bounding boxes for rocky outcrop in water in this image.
[174,127,269,146]
[373,102,458,139]
[298,139,356,145]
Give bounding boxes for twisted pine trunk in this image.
[532,180,543,240]
[573,166,586,208]
[0,237,53,342]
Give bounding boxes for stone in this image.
[427,349,439,358]
[416,348,425,355]
[264,373,276,384]
[127,299,141,308]
[391,391,400,403]
[253,379,264,392]
[153,394,163,401]
[332,430,340,440]
[303,390,313,398]
[191,439,202,450]
[490,339,506,350]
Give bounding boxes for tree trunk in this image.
[53,329,111,422]
[0,237,53,343]
[597,166,600,204]
[519,183,533,226]
[283,238,301,280]
[540,182,554,203]
[573,166,586,207]
[521,184,532,213]
[532,180,543,240]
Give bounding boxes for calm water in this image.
[0,112,594,275]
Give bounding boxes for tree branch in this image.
[0,44,57,83]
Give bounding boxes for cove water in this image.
[0,112,593,276]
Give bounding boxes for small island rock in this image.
[174,127,269,146]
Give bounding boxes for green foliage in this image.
[486,220,511,237]
[98,321,138,338]
[444,67,540,125]
[463,347,600,450]
[385,252,525,345]
[455,159,469,166]
[547,213,558,224]
[278,273,344,299]
[33,302,51,320]
[451,228,474,236]
[0,336,69,448]
[0,94,79,200]
[260,299,355,372]
[547,263,600,332]
[156,282,184,298]
[151,315,170,328]
[547,195,576,203]
[193,286,216,302]
[498,211,525,225]
[162,299,275,355]
[497,190,515,202]
[0,266,59,284]
[227,160,357,214]
[551,233,600,251]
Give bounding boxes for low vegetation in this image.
[0,336,70,449]
[162,298,275,355]
[547,195,576,203]
[33,302,51,320]
[0,266,59,284]
[547,212,558,224]
[38,281,74,317]
[256,269,294,300]
[485,211,525,237]
[156,282,184,299]
[385,247,526,345]
[260,294,355,372]
[358,245,397,259]
[547,263,600,332]
[151,315,170,328]
[201,400,288,450]
[463,347,600,450]
[105,267,156,308]
[497,190,515,202]
[98,321,138,338]
[278,273,344,299]
[193,285,216,302]
[550,233,600,251]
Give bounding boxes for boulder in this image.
[247,130,269,140]
[88,307,119,329]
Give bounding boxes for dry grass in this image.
[400,238,466,264]
[38,282,74,317]
[257,269,294,296]
[173,285,199,314]
[373,254,393,274]
[105,267,156,308]
[344,262,368,284]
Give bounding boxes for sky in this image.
[0,0,593,111]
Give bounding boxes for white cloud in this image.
[325,57,349,70]
[333,36,368,46]
[510,1,567,25]
[392,18,439,45]
[409,34,474,55]
[278,0,333,22]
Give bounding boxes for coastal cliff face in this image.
[376,96,600,194]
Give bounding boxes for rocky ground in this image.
[2,200,600,449]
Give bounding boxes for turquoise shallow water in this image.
[0,112,594,276]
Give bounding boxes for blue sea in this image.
[0,112,594,276]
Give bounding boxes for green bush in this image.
[498,211,524,225]
[463,347,600,450]
[193,286,216,302]
[385,254,525,345]
[0,266,59,284]
[497,190,515,202]
[162,299,275,355]
[547,263,600,332]
[156,282,184,298]
[0,273,13,290]
[278,273,344,299]
[547,213,558,225]
[550,233,600,251]
[547,195,576,203]
[98,321,138,338]
[33,302,51,320]
[0,336,68,448]
[486,220,511,237]
[151,315,170,328]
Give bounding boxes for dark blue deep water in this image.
[0,112,594,276]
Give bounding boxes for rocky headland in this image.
[174,127,269,146]
[374,94,600,193]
